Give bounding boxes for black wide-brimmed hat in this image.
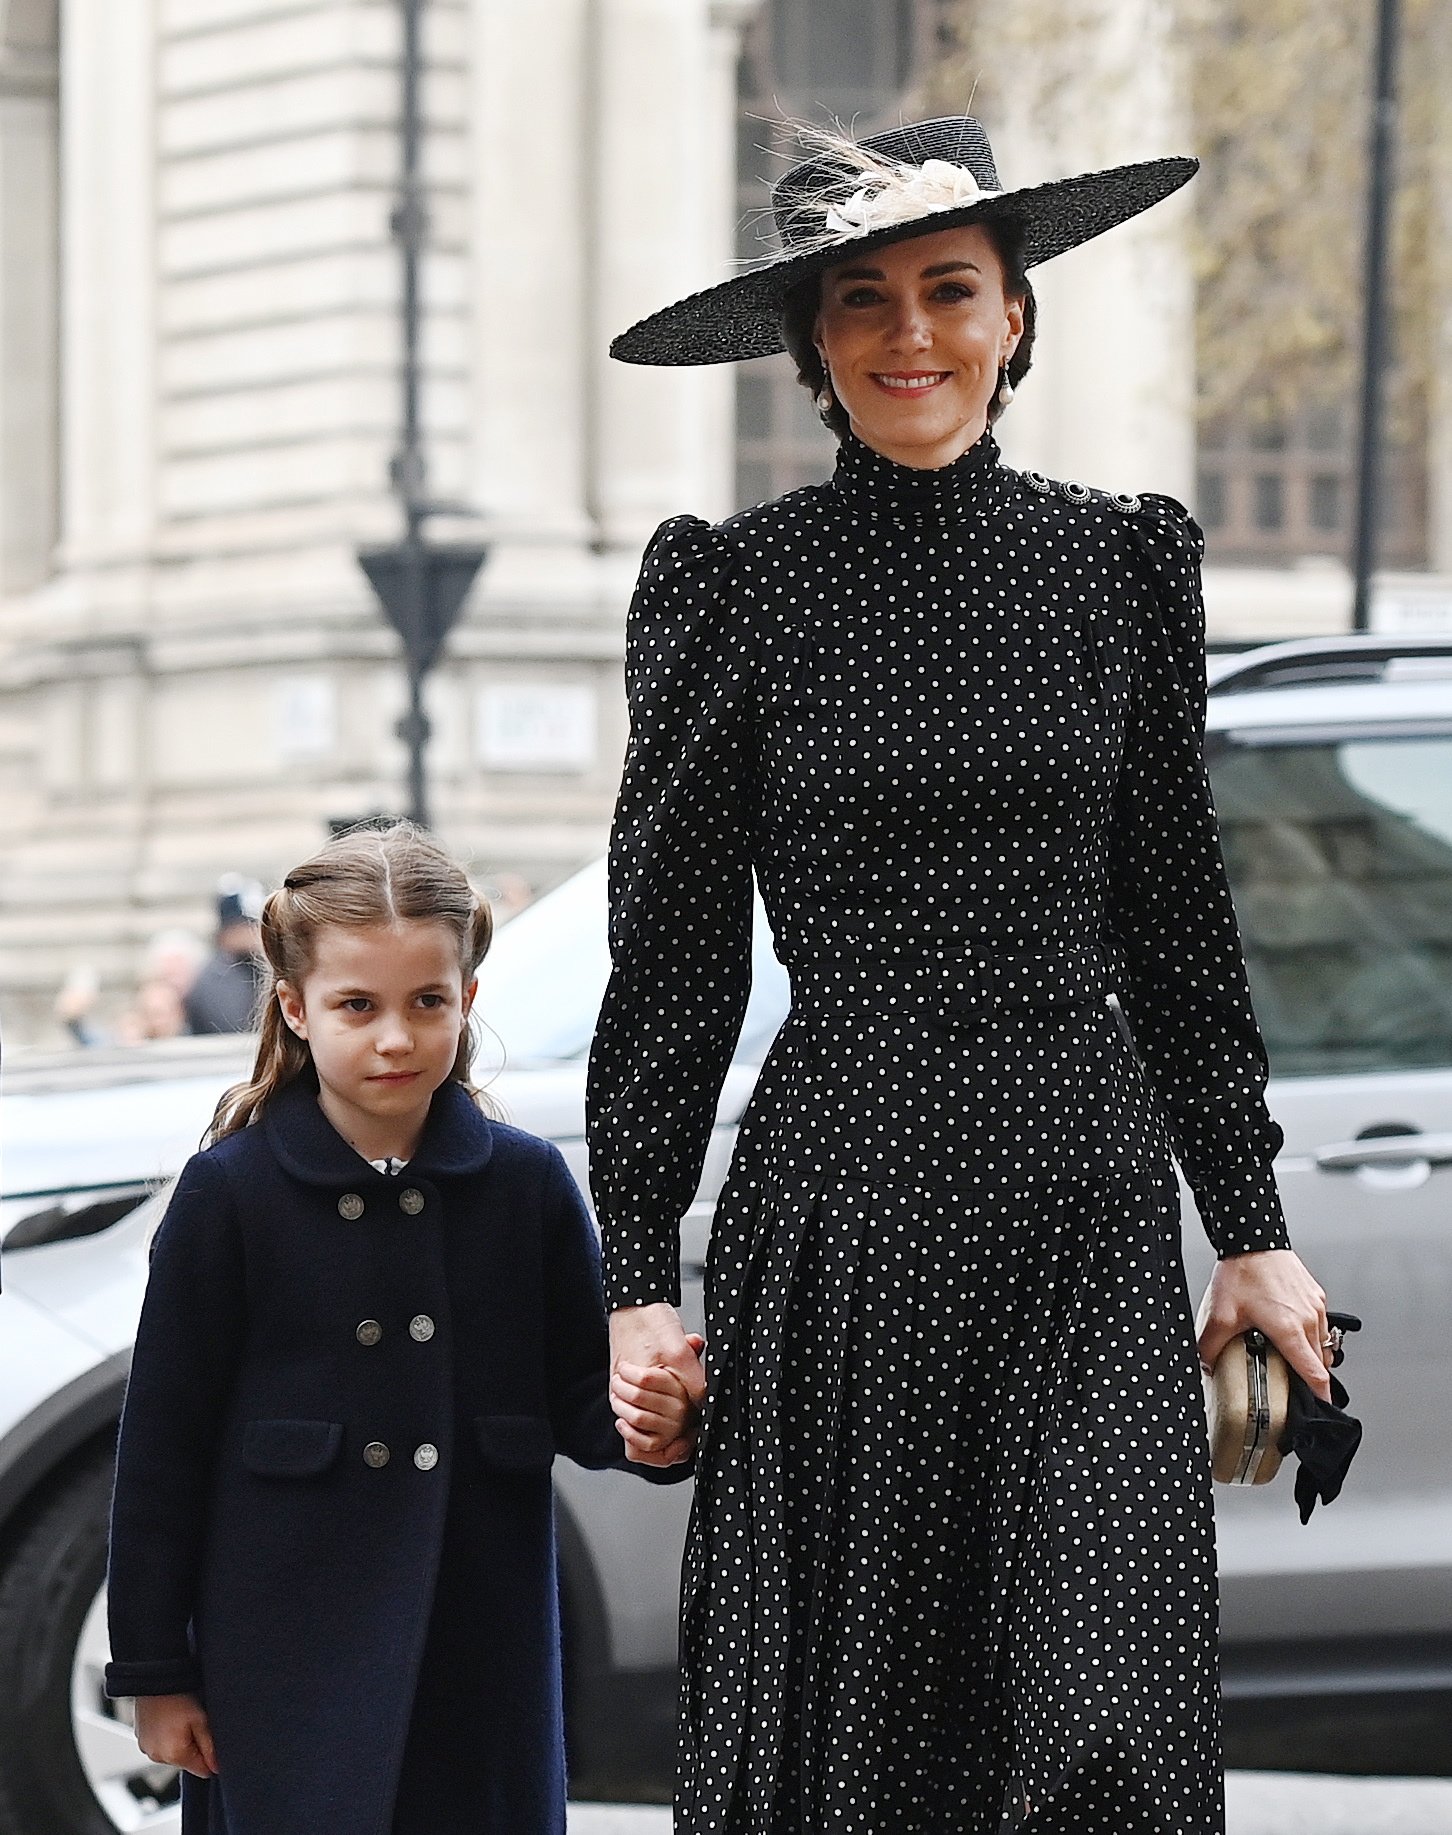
[611,115,1197,367]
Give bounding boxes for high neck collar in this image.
[829,426,1001,525]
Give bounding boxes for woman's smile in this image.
[870,369,952,396]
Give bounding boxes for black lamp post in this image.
[359,0,487,826]
[1350,0,1401,634]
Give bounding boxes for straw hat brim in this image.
[611,156,1197,367]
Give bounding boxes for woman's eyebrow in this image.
[832,259,983,282]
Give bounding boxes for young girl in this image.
[105,824,701,1835]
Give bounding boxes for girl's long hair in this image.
[207,822,493,1144]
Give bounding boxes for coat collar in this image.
[263,1075,495,1189]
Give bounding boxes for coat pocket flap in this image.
[474,1414,556,1473]
[242,1418,344,1477]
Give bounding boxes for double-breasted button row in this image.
[361,1441,439,1471]
[337,1188,427,1220]
[353,1313,435,1346]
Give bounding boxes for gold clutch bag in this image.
[1195,1287,1290,1485]
[1204,1328,1290,1484]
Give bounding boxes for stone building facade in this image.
[1,0,1448,1045]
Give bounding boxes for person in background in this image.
[184,876,267,1035]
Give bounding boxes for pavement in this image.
[568,1772,1452,1833]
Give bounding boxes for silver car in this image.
[0,634,1449,1832]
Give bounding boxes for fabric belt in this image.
[787,944,1111,1028]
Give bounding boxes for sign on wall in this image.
[475,683,596,773]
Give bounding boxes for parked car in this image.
[1,634,1450,1832]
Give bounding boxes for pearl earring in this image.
[816,368,834,417]
[997,364,1015,408]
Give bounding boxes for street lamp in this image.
[358,0,487,827]
[1350,0,1401,634]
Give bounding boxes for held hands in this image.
[609,1303,706,1466]
[133,1693,217,1780]
[1197,1248,1334,1402]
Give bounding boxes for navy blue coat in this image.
[105,1076,687,1835]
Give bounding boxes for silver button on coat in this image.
[355,1320,383,1347]
[408,1314,435,1342]
[413,1443,438,1471]
[338,1193,365,1220]
[399,1188,425,1216]
[362,1441,390,1469]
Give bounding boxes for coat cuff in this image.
[622,1451,697,1486]
[1190,1160,1293,1258]
[104,1655,202,1699]
[600,1216,682,1312]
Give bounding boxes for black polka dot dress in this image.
[586,429,1291,1835]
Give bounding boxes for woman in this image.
[588,115,1333,1834]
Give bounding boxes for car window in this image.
[1210,732,1452,1076]
[474,857,791,1070]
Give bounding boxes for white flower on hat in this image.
[823,157,1001,240]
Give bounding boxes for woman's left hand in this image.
[1197,1248,1333,1401]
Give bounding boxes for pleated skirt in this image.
[678,1007,1224,1835]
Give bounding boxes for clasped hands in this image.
[608,1302,707,1466]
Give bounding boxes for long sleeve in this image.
[105,1151,247,1698]
[1106,494,1291,1258]
[542,1145,692,1484]
[587,515,756,1310]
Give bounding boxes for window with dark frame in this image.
[1196,397,1428,569]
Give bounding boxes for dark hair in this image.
[781,215,1037,440]
[208,822,493,1141]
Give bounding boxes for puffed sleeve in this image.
[105,1151,247,1698]
[587,515,756,1309]
[1106,493,1292,1258]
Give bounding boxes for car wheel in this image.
[0,1447,180,1835]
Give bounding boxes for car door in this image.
[1185,720,1452,1651]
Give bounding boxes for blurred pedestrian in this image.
[183,876,266,1035]
[590,114,1337,1834]
[104,822,697,1835]
[116,978,189,1045]
[53,963,105,1047]
[142,928,208,1005]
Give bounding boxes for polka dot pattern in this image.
[586,429,1290,1832]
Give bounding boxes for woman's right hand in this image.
[133,1693,218,1778]
[609,1302,707,1466]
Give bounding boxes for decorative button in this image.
[399,1188,425,1216]
[355,1320,383,1347]
[363,1441,390,1469]
[409,1314,435,1343]
[413,1443,438,1471]
[338,1193,365,1220]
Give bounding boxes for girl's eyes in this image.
[339,993,448,1014]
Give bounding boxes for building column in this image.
[0,22,59,596]
[466,0,594,553]
[58,0,157,577]
[587,0,747,552]
[969,0,1195,503]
